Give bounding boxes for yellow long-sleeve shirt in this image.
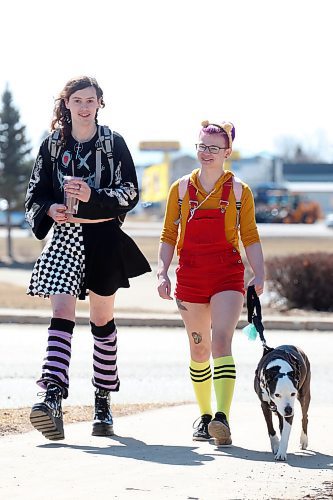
[160,169,260,255]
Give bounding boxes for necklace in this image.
[71,126,97,144]
[72,126,97,160]
[74,142,83,159]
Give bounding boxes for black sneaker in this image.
[30,384,64,440]
[208,412,232,446]
[192,414,212,441]
[92,388,114,436]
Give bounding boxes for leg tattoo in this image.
[192,331,202,344]
[176,298,187,311]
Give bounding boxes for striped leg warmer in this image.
[36,317,74,398]
[91,319,120,392]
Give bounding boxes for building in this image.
[282,163,333,215]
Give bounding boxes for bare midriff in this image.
[67,216,115,224]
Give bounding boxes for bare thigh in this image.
[50,294,77,322]
[210,290,244,358]
[176,298,211,362]
[89,290,115,326]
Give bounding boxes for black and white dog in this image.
[254,345,311,461]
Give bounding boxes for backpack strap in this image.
[96,125,114,188]
[174,174,191,225]
[48,129,62,163]
[233,176,243,229]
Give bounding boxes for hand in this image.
[157,274,173,300]
[47,204,68,224]
[248,276,264,296]
[64,179,91,203]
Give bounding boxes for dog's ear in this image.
[287,354,301,386]
[265,365,280,383]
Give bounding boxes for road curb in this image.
[1,309,333,330]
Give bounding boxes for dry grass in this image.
[0,282,89,310]
[0,402,188,437]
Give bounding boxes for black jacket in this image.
[25,129,139,240]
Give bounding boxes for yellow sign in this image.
[139,141,180,152]
[141,162,169,203]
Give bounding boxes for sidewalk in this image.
[1,267,333,330]
[0,403,332,500]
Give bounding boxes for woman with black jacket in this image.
[25,75,151,441]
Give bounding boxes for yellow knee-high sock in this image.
[189,359,213,417]
[213,355,236,421]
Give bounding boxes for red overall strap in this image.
[188,179,233,213]
[220,180,232,213]
[188,182,198,211]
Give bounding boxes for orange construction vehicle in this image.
[254,184,322,223]
[283,193,322,223]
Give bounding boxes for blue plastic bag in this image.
[242,323,258,341]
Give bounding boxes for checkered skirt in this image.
[28,223,85,298]
[28,220,151,299]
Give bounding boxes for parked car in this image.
[0,209,28,228]
[325,213,333,228]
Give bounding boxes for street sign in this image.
[139,141,180,152]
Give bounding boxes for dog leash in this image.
[245,285,268,349]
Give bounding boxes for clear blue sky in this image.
[1,0,332,162]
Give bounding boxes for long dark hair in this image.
[51,76,105,144]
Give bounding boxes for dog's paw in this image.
[300,430,308,450]
[270,434,280,455]
[275,449,287,461]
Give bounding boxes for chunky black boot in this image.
[92,388,114,436]
[30,384,64,440]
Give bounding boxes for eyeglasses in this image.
[195,143,227,154]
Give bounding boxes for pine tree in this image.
[0,86,33,260]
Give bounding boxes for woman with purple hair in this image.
[157,120,264,446]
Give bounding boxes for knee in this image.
[190,343,211,362]
[91,315,114,327]
[52,306,75,322]
[212,333,232,357]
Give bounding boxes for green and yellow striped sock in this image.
[213,355,236,421]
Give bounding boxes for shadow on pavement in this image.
[38,434,215,466]
[211,445,333,470]
[37,437,332,470]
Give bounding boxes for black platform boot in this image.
[92,388,114,436]
[30,384,64,440]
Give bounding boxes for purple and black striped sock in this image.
[91,319,120,392]
[36,318,75,398]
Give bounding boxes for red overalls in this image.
[175,179,245,303]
